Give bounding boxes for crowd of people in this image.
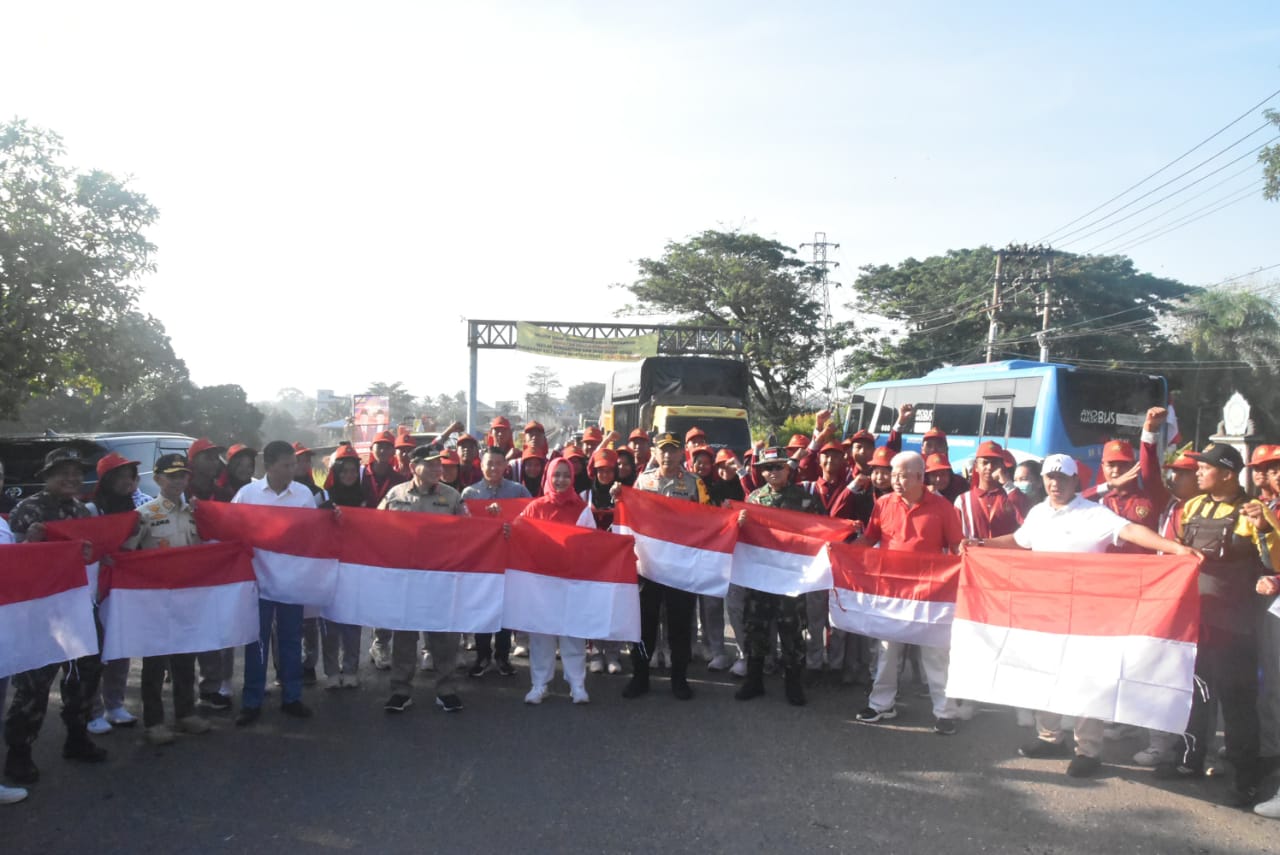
[2,407,1280,820]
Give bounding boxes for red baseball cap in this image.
[976,440,1005,459]
[628,429,651,442]
[922,427,948,441]
[524,421,545,434]
[455,433,479,446]
[394,433,417,450]
[521,445,547,461]
[869,446,896,469]
[187,438,225,459]
[684,426,708,443]
[591,449,618,469]
[818,442,846,456]
[292,442,313,457]
[333,445,361,462]
[562,445,587,460]
[786,434,810,449]
[848,430,876,446]
[1101,440,1136,464]
[226,444,257,461]
[1250,444,1278,467]
[1001,450,1017,470]
[924,452,952,474]
[440,450,461,465]
[490,416,511,429]
[1164,454,1198,472]
[371,431,396,447]
[714,448,739,465]
[583,426,604,441]
[96,451,140,479]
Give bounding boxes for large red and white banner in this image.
[947,549,1200,733]
[324,507,507,632]
[99,542,261,660]
[464,498,533,521]
[504,518,640,641]
[46,512,140,604]
[729,502,854,596]
[828,543,960,648]
[196,503,339,606]
[0,542,98,676]
[613,488,737,596]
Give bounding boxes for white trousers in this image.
[868,641,957,719]
[529,634,587,693]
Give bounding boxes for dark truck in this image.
[599,356,752,452]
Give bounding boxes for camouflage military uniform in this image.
[742,484,822,668]
[4,491,105,750]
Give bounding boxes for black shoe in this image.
[435,694,463,712]
[62,734,107,763]
[736,658,766,701]
[934,717,957,736]
[784,667,806,706]
[468,657,492,678]
[1153,761,1204,779]
[235,706,262,727]
[4,747,38,785]
[495,660,516,677]
[281,701,312,718]
[855,706,896,723]
[1222,784,1259,808]
[1066,755,1102,778]
[1019,738,1073,759]
[622,675,650,699]
[301,667,318,687]
[670,664,693,701]
[197,692,232,712]
[384,694,413,713]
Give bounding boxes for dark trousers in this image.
[744,589,806,668]
[475,630,512,663]
[1176,633,1261,787]
[141,653,197,727]
[632,580,695,667]
[4,654,103,747]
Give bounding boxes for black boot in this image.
[670,663,693,701]
[622,658,650,699]
[63,731,108,763]
[735,658,766,701]
[4,745,38,785]
[784,667,807,707]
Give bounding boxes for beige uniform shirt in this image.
[379,481,469,516]
[633,469,708,504]
[125,496,201,550]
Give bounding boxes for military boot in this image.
[670,662,693,701]
[735,658,766,701]
[4,745,38,785]
[62,731,108,763]
[784,666,807,706]
[622,658,650,699]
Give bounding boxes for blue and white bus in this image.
[845,360,1167,469]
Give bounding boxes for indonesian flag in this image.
[324,507,506,632]
[196,503,339,606]
[504,518,641,641]
[613,487,737,597]
[729,502,855,596]
[465,498,534,521]
[946,549,1200,733]
[828,543,960,647]
[0,542,99,676]
[45,513,139,604]
[1166,398,1182,446]
[99,542,260,660]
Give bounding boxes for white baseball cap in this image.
[1041,454,1078,477]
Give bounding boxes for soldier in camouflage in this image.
[3,447,108,786]
[735,446,822,707]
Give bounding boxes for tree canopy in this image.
[623,230,837,427]
[1263,108,1280,202]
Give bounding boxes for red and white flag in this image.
[196,503,339,606]
[730,502,855,596]
[828,543,960,648]
[613,487,737,597]
[99,542,261,660]
[465,498,533,521]
[0,542,98,677]
[46,512,139,604]
[325,507,507,632]
[504,518,640,641]
[946,549,1200,733]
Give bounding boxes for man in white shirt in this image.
[964,453,1198,777]
[231,440,320,726]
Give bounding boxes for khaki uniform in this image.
[378,481,468,699]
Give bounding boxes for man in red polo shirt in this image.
[955,441,1027,540]
[855,451,965,734]
[628,429,652,470]
[1096,439,1157,553]
[925,452,969,504]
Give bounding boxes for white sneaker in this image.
[369,644,391,671]
[524,687,546,705]
[955,700,978,721]
[0,784,29,805]
[87,716,112,735]
[707,653,732,671]
[105,706,137,727]
[325,675,343,690]
[175,715,212,735]
[145,724,176,746]
[729,658,748,677]
[588,657,604,674]
[420,649,435,672]
[511,645,529,659]
[218,680,232,697]
[605,657,623,675]
[344,674,361,689]
[1255,792,1280,819]
[571,686,590,704]
[1132,748,1168,767]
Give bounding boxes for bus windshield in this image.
[662,416,753,453]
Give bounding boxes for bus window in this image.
[1057,370,1164,447]
[1010,377,1042,438]
[981,399,1011,440]
[933,381,983,435]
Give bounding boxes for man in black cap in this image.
[1161,442,1275,807]
[4,447,107,785]
[613,432,708,701]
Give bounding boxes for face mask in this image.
[1013,480,1032,494]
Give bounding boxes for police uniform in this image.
[623,435,707,701]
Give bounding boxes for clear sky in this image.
[6,2,1279,412]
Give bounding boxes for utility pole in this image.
[985,249,1004,362]
[799,232,841,406]
[988,243,1054,363]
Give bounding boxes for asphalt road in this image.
[5,642,1278,855]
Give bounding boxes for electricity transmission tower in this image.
[799,231,840,407]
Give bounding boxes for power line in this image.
[1035,86,1280,243]
[1082,177,1267,255]
[1106,183,1262,255]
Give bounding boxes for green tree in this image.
[564,381,605,423]
[623,230,836,426]
[526,366,561,421]
[0,119,159,418]
[1262,108,1280,201]
[843,247,1195,385]
[364,381,417,425]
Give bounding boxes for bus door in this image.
[979,397,1013,444]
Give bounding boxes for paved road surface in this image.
[5,644,1277,854]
